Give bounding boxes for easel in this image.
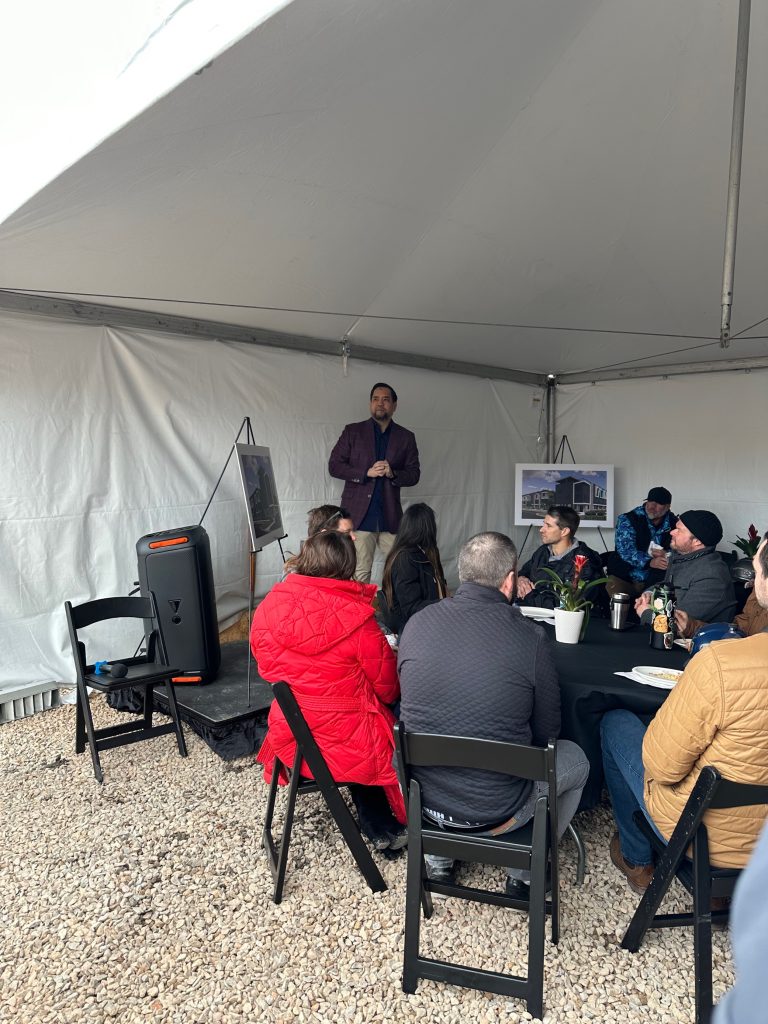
[552,434,576,464]
[518,434,576,561]
[199,416,287,707]
[554,439,612,553]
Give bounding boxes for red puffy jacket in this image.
[251,574,404,821]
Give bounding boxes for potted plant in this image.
[731,524,760,583]
[535,554,607,644]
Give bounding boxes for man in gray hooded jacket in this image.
[635,509,736,623]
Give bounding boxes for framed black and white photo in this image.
[514,463,614,528]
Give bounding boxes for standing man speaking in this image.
[329,383,420,583]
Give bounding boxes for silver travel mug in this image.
[610,592,631,630]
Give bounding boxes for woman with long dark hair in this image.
[251,530,406,851]
[381,503,447,635]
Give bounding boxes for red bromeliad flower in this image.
[733,524,761,558]
[537,559,607,611]
[572,553,588,590]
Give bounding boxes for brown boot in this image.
[610,832,654,895]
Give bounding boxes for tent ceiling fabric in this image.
[2,0,767,377]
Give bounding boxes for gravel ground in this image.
[0,698,734,1023]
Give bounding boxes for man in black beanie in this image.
[635,509,737,622]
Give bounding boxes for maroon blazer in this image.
[328,418,420,532]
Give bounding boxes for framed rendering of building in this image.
[235,443,285,551]
[514,464,614,528]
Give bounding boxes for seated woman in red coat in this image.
[251,530,407,851]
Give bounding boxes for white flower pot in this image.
[554,608,585,644]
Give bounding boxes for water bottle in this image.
[649,584,676,650]
[609,593,631,630]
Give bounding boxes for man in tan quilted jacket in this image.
[600,531,768,894]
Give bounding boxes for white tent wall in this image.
[0,312,540,692]
[555,375,768,553]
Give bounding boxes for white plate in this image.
[632,665,684,689]
[518,606,556,621]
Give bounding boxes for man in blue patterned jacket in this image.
[605,486,677,598]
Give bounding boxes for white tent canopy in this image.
[2,0,768,377]
[1,1,767,694]
[0,0,291,227]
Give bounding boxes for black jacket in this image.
[398,582,561,825]
[519,541,604,609]
[382,547,441,635]
[639,546,737,623]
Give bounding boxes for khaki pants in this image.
[353,530,395,584]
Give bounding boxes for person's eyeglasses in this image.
[318,510,343,532]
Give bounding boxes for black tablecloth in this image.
[549,618,689,810]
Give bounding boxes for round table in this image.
[549,617,689,810]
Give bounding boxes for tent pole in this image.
[720,0,751,349]
[545,375,557,461]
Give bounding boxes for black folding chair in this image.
[64,594,187,784]
[262,680,387,904]
[394,724,562,1019]
[621,767,768,1024]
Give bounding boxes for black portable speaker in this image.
[136,525,221,684]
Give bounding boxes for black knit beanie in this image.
[678,510,723,548]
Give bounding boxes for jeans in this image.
[426,739,589,882]
[600,709,664,867]
[348,784,403,843]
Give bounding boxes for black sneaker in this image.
[505,875,551,900]
[369,827,408,852]
[386,827,408,851]
[426,861,457,886]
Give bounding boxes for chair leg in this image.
[402,802,424,994]
[75,687,86,754]
[271,756,304,904]
[693,844,713,1024]
[567,821,587,886]
[163,681,188,758]
[419,856,434,920]
[550,846,560,946]
[621,837,684,952]
[143,685,154,731]
[262,763,281,868]
[76,680,103,784]
[316,779,387,894]
[526,810,548,1018]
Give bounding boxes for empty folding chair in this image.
[64,593,187,783]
